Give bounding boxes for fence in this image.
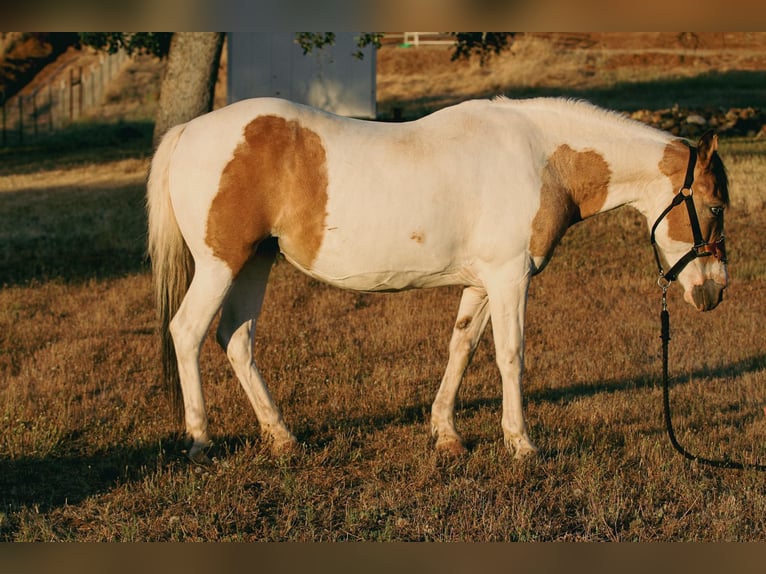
[1,49,129,146]
[385,33,454,47]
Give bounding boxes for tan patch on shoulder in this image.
[529,144,611,260]
[659,140,694,243]
[205,115,329,274]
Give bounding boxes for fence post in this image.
[48,82,53,132]
[78,67,83,118]
[59,79,66,130]
[69,68,74,121]
[18,95,23,144]
[32,90,38,138]
[1,88,5,146]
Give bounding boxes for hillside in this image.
[0,33,76,95]
[376,32,766,136]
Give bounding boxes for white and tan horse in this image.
[147,97,729,463]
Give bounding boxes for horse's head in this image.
[655,131,729,311]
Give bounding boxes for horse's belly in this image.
[280,234,477,292]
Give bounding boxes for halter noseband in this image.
[650,145,727,285]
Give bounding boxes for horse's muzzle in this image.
[687,279,725,311]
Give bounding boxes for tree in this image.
[295,32,385,60]
[450,33,517,65]
[152,33,224,144]
[80,32,224,145]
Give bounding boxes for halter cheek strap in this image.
[650,146,726,284]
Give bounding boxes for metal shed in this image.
[227,32,376,118]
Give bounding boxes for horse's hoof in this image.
[271,436,299,457]
[183,433,213,465]
[513,444,539,460]
[435,436,468,458]
[187,445,213,466]
[505,435,539,460]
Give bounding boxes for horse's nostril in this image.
[691,280,725,311]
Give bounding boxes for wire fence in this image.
[1,49,129,146]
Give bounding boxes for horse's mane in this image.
[709,150,730,205]
[491,95,661,136]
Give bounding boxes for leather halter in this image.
[650,145,727,285]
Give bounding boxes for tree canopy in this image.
[296,32,515,64]
[80,32,516,64]
[78,33,173,58]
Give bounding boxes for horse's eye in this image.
[710,207,724,217]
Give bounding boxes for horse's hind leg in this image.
[216,248,298,455]
[170,261,234,463]
[431,285,490,456]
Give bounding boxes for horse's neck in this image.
[540,125,675,220]
[511,100,676,221]
[601,137,678,221]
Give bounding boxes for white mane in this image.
[490,95,671,143]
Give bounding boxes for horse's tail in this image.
[147,123,193,425]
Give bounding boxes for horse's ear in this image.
[697,130,718,167]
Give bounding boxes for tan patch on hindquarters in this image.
[529,144,611,259]
[205,115,329,274]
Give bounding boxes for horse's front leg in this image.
[431,286,490,456]
[486,267,538,459]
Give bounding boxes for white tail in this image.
[146,123,193,424]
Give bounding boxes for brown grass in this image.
[1,35,766,541]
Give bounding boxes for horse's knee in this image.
[223,320,253,364]
[216,305,249,353]
[169,316,200,358]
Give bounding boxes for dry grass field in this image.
[1,33,766,541]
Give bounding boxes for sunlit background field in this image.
[1,33,765,540]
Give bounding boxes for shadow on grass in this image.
[300,351,766,452]
[380,69,766,120]
[0,181,149,285]
[528,352,766,405]
[0,120,154,175]
[1,120,153,286]
[0,436,179,515]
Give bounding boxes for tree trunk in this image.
[153,32,224,146]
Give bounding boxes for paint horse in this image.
[147,97,729,463]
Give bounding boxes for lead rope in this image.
[659,284,766,471]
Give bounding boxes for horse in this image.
[147,96,729,464]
